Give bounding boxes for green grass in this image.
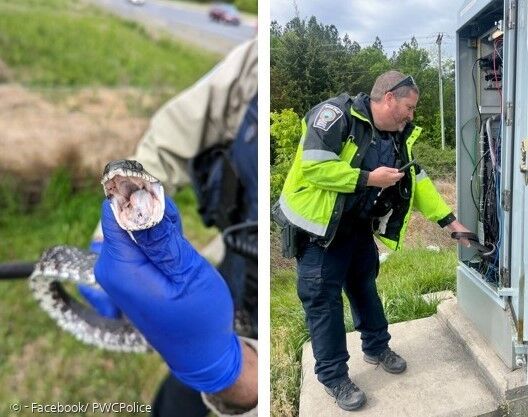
[0,0,219,87]
[0,170,216,260]
[234,0,258,14]
[271,248,457,417]
[0,170,218,416]
[413,142,456,181]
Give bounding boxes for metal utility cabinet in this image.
[456,0,528,372]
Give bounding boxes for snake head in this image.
[101,160,165,231]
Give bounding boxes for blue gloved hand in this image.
[89,239,103,254]
[78,283,122,319]
[77,236,122,319]
[94,197,241,393]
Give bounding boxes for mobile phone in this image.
[398,159,417,173]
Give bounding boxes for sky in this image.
[270,0,467,59]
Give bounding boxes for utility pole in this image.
[436,33,446,150]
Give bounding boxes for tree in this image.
[271,16,358,114]
[372,36,384,52]
[270,16,457,154]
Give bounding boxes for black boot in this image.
[364,347,407,374]
[324,376,367,411]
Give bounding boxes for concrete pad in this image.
[437,298,527,402]
[299,315,499,417]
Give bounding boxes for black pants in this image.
[296,223,390,387]
[151,374,208,417]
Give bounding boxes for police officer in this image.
[276,70,470,411]
[84,38,258,417]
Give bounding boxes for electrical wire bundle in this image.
[467,44,503,284]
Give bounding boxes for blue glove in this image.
[77,237,122,319]
[94,197,241,393]
[78,284,122,319]
[89,239,103,254]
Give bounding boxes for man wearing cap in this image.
[275,70,470,411]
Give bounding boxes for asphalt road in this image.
[88,0,256,55]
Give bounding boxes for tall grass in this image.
[271,248,457,417]
[0,170,101,261]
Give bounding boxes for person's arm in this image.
[412,165,472,246]
[94,197,257,412]
[299,102,368,193]
[412,164,454,224]
[203,338,258,415]
[134,38,258,191]
[446,220,472,247]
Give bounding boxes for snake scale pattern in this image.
[29,160,164,352]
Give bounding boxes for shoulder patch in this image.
[313,103,343,132]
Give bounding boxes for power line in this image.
[271,39,454,48]
[270,38,454,50]
[270,41,454,52]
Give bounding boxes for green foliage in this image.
[0,171,102,261]
[338,46,390,95]
[0,0,219,88]
[413,141,456,180]
[271,270,308,417]
[39,168,75,213]
[0,0,72,8]
[174,187,219,245]
[270,109,302,202]
[271,16,361,113]
[234,0,257,14]
[0,170,215,262]
[270,15,457,163]
[0,176,22,216]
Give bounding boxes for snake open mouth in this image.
[101,160,165,231]
[27,160,167,353]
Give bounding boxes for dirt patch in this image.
[0,59,12,82]
[404,180,457,249]
[0,84,156,184]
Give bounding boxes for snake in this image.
[28,160,164,352]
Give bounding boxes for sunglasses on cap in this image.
[386,75,416,93]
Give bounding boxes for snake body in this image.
[29,160,164,352]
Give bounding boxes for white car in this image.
[127,0,145,5]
